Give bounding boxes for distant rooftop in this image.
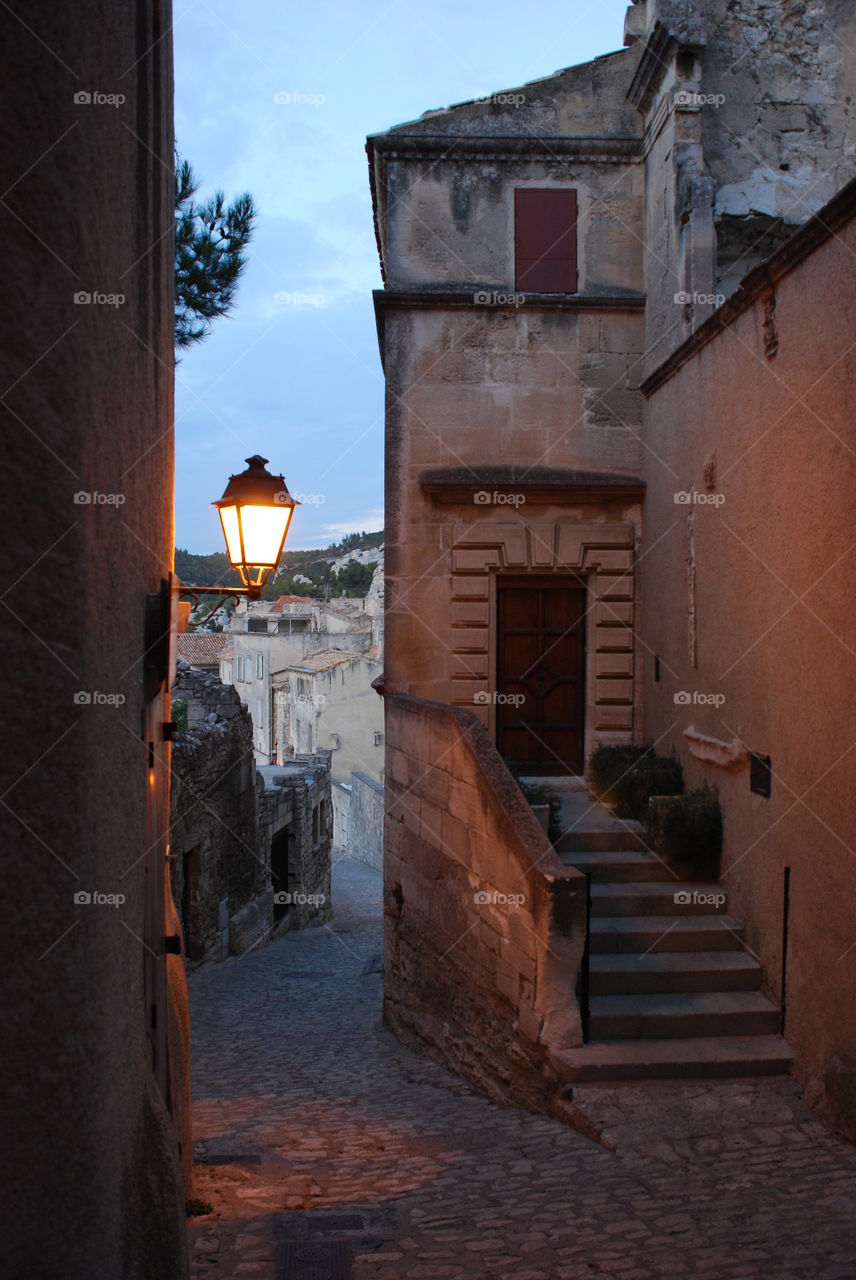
[284,649,360,675]
[269,595,315,613]
[176,633,229,666]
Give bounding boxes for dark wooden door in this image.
[496,576,586,775]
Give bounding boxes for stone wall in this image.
[258,755,333,929]
[346,772,385,872]
[332,778,351,851]
[170,663,267,961]
[629,0,856,371]
[170,667,333,957]
[639,182,856,1142]
[0,3,188,1275]
[383,691,587,1117]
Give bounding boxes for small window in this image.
[514,188,578,293]
[236,655,243,682]
[256,697,263,726]
[257,653,263,679]
[248,618,267,633]
[330,733,340,749]
[373,731,383,746]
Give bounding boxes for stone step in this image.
[554,1035,793,1082]
[557,826,647,853]
[590,882,729,917]
[519,774,587,792]
[589,951,762,995]
[588,991,781,1040]
[560,848,677,882]
[590,914,745,953]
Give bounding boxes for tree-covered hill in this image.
[174,529,383,606]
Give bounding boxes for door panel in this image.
[496,576,586,775]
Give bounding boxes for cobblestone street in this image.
[188,856,856,1280]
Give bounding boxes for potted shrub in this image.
[587,743,683,820]
[646,783,722,880]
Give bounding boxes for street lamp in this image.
[145,455,300,700]
[214,455,298,596]
[181,455,300,605]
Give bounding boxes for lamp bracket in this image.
[177,583,260,613]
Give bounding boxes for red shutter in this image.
[514,189,578,293]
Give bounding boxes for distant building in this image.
[221,568,384,775]
[176,632,229,674]
[273,646,384,780]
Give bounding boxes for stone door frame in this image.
[450,517,639,765]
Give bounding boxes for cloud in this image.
[319,510,385,543]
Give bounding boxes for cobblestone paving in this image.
[188,855,856,1280]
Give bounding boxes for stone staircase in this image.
[522,776,793,1082]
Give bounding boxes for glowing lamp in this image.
[213,455,299,597]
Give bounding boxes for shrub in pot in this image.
[587,743,683,820]
[646,783,722,880]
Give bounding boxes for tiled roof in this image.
[269,595,315,613]
[176,633,229,666]
[288,649,360,674]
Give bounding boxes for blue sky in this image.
[173,0,628,551]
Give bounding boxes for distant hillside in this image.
[175,530,384,612]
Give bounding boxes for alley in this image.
[187,856,856,1279]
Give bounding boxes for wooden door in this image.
[496,576,586,775]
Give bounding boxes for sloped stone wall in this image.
[383,691,587,1117]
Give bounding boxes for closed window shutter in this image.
[514,189,578,292]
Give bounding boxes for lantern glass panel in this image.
[239,504,291,566]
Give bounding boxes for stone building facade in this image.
[170,664,332,962]
[369,47,648,769]
[369,0,856,1136]
[639,185,856,1141]
[1,3,190,1275]
[273,647,385,780]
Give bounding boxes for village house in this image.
[272,647,384,777]
[369,0,856,1138]
[220,571,384,767]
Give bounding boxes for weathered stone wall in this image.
[331,778,351,851]
[0,3,188,1275]
[170,664,266,961]
[639,183,856,1141]
[372,49,643,290]
[170,669,333,955]
[258,755,333,929]
[383,692,587,1116]
[630,0,856,370]
[347,772,385,872]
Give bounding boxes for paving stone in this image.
[187,855,856,1280]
